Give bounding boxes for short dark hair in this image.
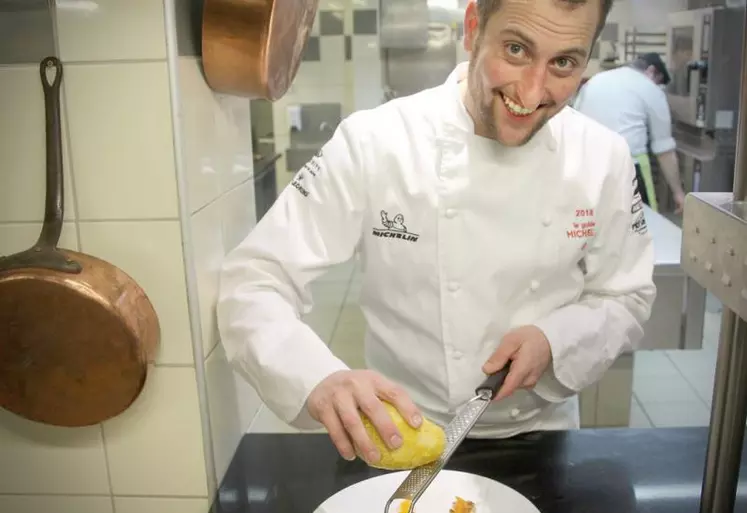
[476,0,615,41]
[631,52,671,85]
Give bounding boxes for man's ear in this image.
[464,0,480,53]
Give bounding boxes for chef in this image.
[217,0,656,467]
[573,52,687,213]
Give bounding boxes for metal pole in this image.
[699,5,747,513]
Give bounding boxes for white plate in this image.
[314,469,540,513]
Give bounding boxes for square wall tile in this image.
[351,35,381,63]
[64,62,179,220]
[0,408,109,494]
[353,10,379,35]
[205,343,262,486]
[103,366,208,497]
[303,36,321,61]
[177,57,223,213]
[321,36,346,76]
[78,220,194,365]
[0,1,55,65]
[57,0,167,61]
[320,11,345,35]
[221,180,257,255]
[115,497,209,513]
[0,66,76,223]
[191,199,225,356]
[0,496,113,513]
[0,222,78,256]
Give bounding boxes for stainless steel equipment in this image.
[667,7,745,130]
[380,0,463,99]
[384,366,510,513]
[680,5,747,513]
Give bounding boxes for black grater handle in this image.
[475,361,512,400]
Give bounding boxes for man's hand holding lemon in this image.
[306,370,446,469]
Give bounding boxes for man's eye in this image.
[507,43,524,56]
[555,57,573,69]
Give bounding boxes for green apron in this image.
[633,153,658,212]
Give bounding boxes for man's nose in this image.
[516,65,547,110]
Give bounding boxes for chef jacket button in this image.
[510,408,520,418]
[530,280,540,292]
[453,350,463,359]
[448,281,460,292]
[542,216,552,226]
[445,208,457,219]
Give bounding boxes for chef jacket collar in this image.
[440,61,558,153]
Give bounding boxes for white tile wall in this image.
[114,497,210,513]
[176,55,263,496]
[0,66,76,223]
[0,0,264,508]
[204,344,261,482]
[102,367,207,496]
[56,0,168,62]
[0,409,109,495]
[63,62,179,220]
[0,496,113,513]
[78,220,193,365]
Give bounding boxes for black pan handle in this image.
[36,56,64,250]
[475,361,512,400]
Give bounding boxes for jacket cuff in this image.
[532,309,595,394]
[245,321,350,431]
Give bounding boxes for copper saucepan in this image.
[0,57,160,427]
[201,0,321,100]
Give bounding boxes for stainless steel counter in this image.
[639,205,706,351]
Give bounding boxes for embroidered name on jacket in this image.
[372,210,420,242]
[631,176,648,235]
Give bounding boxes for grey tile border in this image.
[0,4,56,65]
[319,10,345,36]
[302,36,321,61]
[353,9,378,35]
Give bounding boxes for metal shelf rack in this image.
[623,28,667,62]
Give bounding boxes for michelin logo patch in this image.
[372,210,420,242]
[631,176,648,235]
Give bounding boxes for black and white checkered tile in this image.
[303,8,379,62]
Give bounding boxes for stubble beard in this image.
[466,47,551,147]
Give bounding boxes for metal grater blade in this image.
[383,390,492,513]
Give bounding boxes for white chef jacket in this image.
[217,62,657,438]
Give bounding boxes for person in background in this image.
[573,52,687,213]
[217,0,656,466]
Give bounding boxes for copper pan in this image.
[201,0,320,100]
[0,57,160,427]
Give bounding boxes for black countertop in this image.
[211,428,747,513]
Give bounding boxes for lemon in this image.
[359,402,446,470]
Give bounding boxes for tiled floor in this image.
[248,256,726,432]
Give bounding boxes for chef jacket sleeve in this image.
[216,115,369,430]
[532,140,657,400]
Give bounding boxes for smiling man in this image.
[218,0,656,466]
